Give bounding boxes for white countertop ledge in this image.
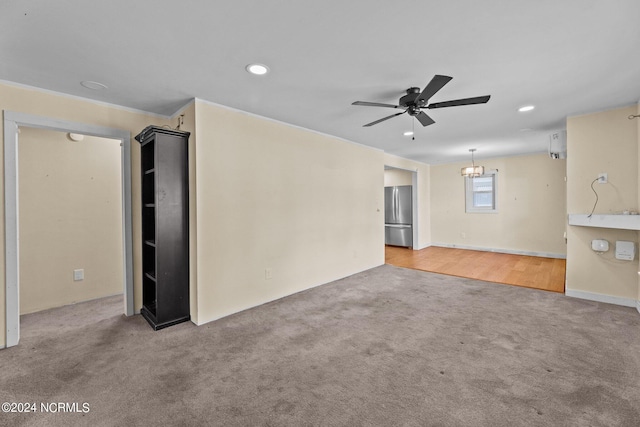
[568,214,640,231]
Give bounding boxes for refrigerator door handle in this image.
[392,187,397,223]
[394,188,397,222]
[385,224,411,228]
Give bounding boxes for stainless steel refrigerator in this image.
[385,185,413,247]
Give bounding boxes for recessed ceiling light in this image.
[518,105,535,112]
[80,80,108,90]
[246,64,269,75]
[403,131,414,136]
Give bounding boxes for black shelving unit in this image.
[135,126,190,330]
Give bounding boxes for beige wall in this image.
[193,101,385,324]
[566,105,639,302]
[384,168,413,187]
[0,82,172,347]
[430,153,567,256]
[18,128,122,313]
[383,154,431,248]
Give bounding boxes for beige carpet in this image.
[1,265,639,426]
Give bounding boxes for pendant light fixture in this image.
[461,148,484,177]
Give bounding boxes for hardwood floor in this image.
[385,245,566,293]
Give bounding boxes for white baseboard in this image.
[430,243,566,259]
[565,289,637,308]
[414,242,432,250]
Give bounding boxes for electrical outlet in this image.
[265,268,273,280]
[598,173,608,184]
[73,269,84,281]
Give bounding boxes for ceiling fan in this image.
[352,75,490,128]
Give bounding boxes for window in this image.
[465,172,497,213]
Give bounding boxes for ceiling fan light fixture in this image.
[352,74,491,128]
[246,63,269,75]
[461,149,485,177]
[403,131,414,136]
[518,105,535,112]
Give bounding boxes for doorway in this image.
[4,111,133,348]
[383,165,418,250]
[18,128,123,315]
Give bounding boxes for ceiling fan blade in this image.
[363,111,406,127]
[352,101,402,109]
[427,95,491,109]
[415,111,435,127]
[416,75,453,104]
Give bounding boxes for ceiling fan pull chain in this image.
[412,117,415,141]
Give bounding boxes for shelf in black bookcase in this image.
[144,203,155,208]
[144,168,155,175]
[145,272,156,282]
[144,239,156,247]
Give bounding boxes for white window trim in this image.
[465,170,498,213]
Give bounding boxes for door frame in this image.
[383,165,419,249]
[4,111,133,348]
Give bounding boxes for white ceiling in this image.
[1,0,639,164]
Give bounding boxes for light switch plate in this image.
[73,269,84,281]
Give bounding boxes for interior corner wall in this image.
[193,101,385,325]
[172,101,198,324]
[566,104,638,302]
[18,128,122,314]
[0,82,173,348]
[430,153,567,256]
[383,154,431,249]
[636,101,640,310]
